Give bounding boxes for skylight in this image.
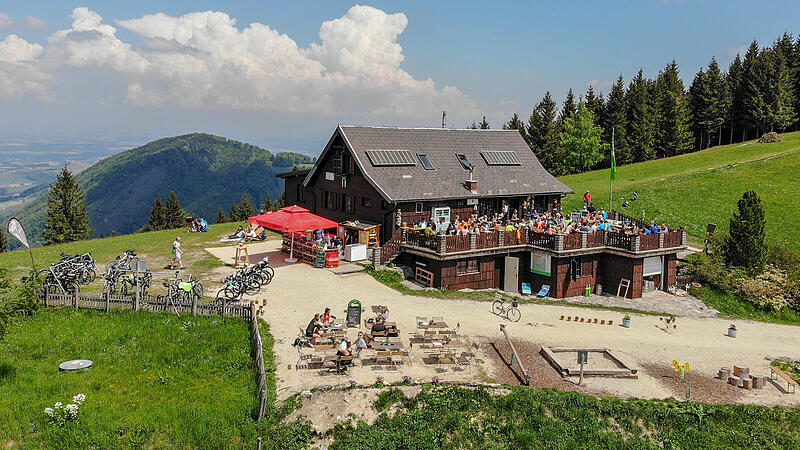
[455,153,474,171]
[418,154,435,170]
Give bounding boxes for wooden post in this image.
[73,284,79,310]
[192,293,197,316]
[134,275,140,311]
[105,287,110,313]
[44,285,49,307]
[250,302,256,321]
[221,297,227,316]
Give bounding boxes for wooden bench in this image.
[771,366,798,394]
[415,267,434,287]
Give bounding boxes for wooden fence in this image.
[251,303,268,422]
[563,233,582,250]
[640,234,660,251]
[445,234,471,252]
[476,232,498,249]
[41,287,253,319]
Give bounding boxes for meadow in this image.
[560,132,800,250]
[0,308,261,448]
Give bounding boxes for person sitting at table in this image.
[305,313,322,339]
[337,338,352,357]
[371,316,387,334]
[321,307,336,326]
[353,331,369,356]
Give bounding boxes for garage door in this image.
[643,256,663,277]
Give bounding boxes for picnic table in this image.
[418,321,449,329]
[371,305,388,314]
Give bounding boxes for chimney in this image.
[466,179,478,193]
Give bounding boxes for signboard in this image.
[577,350,588,364]
[7,218,30,249]
[431,206,451,231]
[530,251,551,276]
[325,171,335,181]
[346,299,362,327]
[466,198,478,206]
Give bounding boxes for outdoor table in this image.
[375,342,405,351]
[419,322,449,329]
[327,322,346,331]
[371,305,388,314]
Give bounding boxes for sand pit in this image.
[206,240,800,407]
[541,347,638,378]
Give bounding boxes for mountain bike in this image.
[492,295,521,322]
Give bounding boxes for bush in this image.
[769,244,800,281]
[737,265,793,311]
[684,252,738,291]
[0,269,38,340]
[758,132,782,143]
[725,190,767,274]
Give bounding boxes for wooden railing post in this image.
[192,293,198,316]
[73,284,79,310]
[44,285,49,307]
[401,226,408,243]
[134,276,140,311]
[105,288,110,313]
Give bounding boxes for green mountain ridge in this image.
[9,133,313,246]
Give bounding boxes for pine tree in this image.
[277,193,286,209]
[793,36,800,131]
[216,207,227,224]
[654,60,694,157]
[724,190,766,275]
[741,40,762,139]
[262,196,274,212]
[704,57,729,147]
[147,195,167,231]
[689,68,708,149]
[559,103,607,173]
[164,191,185,229]
[527,92,562,174]
[602,76,630,164]
[229,202,242,222]
[503,113,527,141]
[626,69,656,162]
[0,230,8,253]
[467,121,478,129]
[559,88,577,123]
[478,116,490,129]
[727,55,746,143]
[770,44,796,131]
[584,86,605,126]
[239,193,255,218]
[41,166,92,244]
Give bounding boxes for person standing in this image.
[171,236,185,269]
[583,191,592,208]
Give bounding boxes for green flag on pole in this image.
[610,147,616,181]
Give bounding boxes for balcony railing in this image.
[400,227,684,256]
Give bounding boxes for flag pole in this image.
[609,127,614,212]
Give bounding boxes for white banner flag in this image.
[7,218,30,249]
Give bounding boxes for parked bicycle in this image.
[215,257,274,303]
[492,295,521,322]
[159,272,203,306]
[38,252,98,294]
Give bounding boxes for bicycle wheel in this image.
[120,282,129,296]
[506,307,521,323]
[223,285,239,300]
[492,300,505,316]
[193,282,204,299]
[264,266,275,279]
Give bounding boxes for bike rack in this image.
[499,323,531,385]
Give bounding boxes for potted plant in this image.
[728,324,737,338]
[622,315,631,328]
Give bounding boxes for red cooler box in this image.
[325,250,339,268]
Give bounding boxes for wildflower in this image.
[376,376,384,382]
[73,394,86,404]
[66,404,79,418]
[402,375,412,383]
[432,376,441,383]
[54,402,62,408]
[44,408,54,416]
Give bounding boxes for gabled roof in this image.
[304,125,573,202]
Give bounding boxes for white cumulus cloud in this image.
[0,34,50,98]
[38,5,476,119]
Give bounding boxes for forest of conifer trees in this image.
[499,33,799,175]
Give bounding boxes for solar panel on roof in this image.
[365,149,416,166]
[480,150,521,165]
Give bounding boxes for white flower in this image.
[54,402,62,408]
[66,404,79,417]
[73,394,86,404]
[44,408,54,416]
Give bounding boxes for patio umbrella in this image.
[248,206,338,263]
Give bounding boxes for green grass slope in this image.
[559,131,800,250]
[9,133,313,246]
[0,308,260,448]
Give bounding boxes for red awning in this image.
[248,206,338,233]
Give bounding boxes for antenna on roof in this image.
[442,109,446,128]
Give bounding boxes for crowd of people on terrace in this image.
[415,205,673,237]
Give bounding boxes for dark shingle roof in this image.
[307,126,573,202]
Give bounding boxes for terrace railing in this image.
[586,231,605,248]
[476,231,499,249]
[664,230,683,248]
[405,230,438,251]
[563,233,582,250]
[502,229,529,247]
[445,234,471,252]
[528,231,557,250]
[640,234,660,251]
[606,232,635,252]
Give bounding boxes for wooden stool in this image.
[234,245,250,267]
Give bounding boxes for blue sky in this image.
[1,1,798,154]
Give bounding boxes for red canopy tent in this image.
[248,206,338,263]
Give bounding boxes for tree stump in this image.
[729,375,741,387]
[752,375,766,389]
[718,367,731,381]
[742,377,753,390]
[733,365,749,378]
